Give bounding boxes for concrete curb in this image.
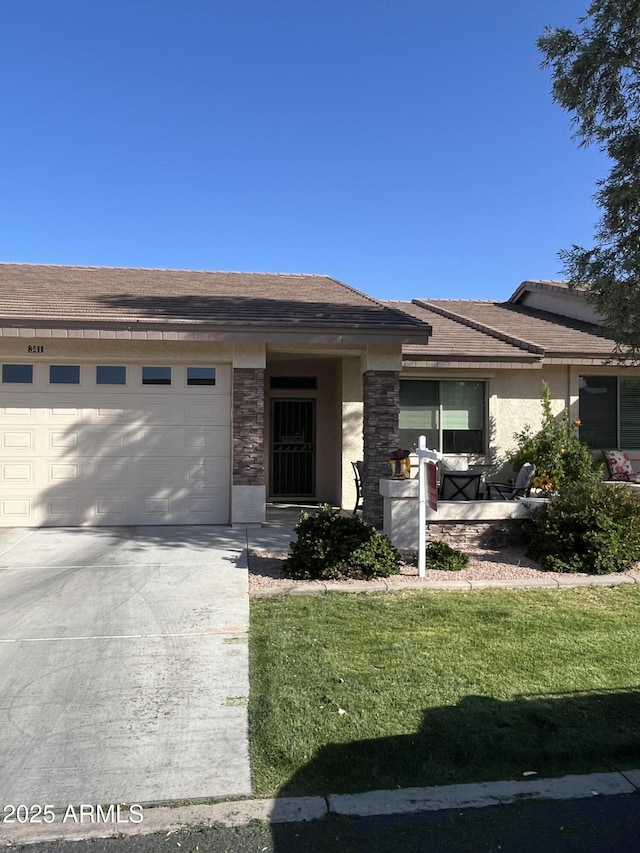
[2,770,639,847]
[249,573,638,597]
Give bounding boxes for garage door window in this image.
[97,365,127,385]
[50,365,80,384]
[187,367,216,386]
[2,364,33,383]
[142,366,171,385]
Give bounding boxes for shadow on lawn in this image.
[277,688,640,797]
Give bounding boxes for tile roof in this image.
[388,300,540,361]
[390,297,617,363]
[0,264,430,340]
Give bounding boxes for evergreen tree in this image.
[538,1,640,360]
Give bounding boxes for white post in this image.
[418,436,427,577]
[416,436,440,578]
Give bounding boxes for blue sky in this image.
[1,0,605,302]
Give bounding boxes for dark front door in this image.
[270,399,315,497]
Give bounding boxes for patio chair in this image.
[485,462,536,501]
[439,469,483,500]
[602,450,640,483]
[351,460,364,514]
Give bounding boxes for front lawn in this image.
[249,586,640,796]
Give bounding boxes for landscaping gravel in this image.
[248,546,640,592]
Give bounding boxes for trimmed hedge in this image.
[284,504,401,580]
[526,481,640,574]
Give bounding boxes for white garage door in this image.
[0,362,231,526]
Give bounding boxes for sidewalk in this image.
[3,769,640,846]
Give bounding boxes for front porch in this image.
[231,342,406,527]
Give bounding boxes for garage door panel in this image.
[48,407,81,419]
[48,430,79,451]
[1,431,35,453]
[184,426,230,453]
[186,458,229,482]
[47,462,81,483]
[2,462,34,483]
[93,457,129,482]
[186,399,230,425]
[0,370,232,527]
[1,497,34,521]
[2,406,34,418]
[95,497,126,520]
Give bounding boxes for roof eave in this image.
[0,318,432,347]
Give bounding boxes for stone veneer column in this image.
[363,370,399,527]
[231,367,266,523]
[233,368,265,484]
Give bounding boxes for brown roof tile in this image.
[0,264,430,338]
[424,299,614,357]
[389,298,616,362]
[388,300,540,362]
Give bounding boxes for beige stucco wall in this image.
[341,357,364,511]
[232,342,266,368]
[491,366,569,468]
[520,289,601,324]
[0,338,234,361]
[362,345,403,372]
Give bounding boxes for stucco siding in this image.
[492,366,569,464]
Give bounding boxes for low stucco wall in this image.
[380,478,545,550]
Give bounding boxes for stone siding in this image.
[233,368,265,486]
[363,370,399,526]
[426,519,526,551]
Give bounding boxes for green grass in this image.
[249,586,640,796]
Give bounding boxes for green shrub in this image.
[284,504,401,580]
[426,539,469,571]
[510,382,601,493]
[526,481,640,574]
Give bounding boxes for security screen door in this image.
[270,399,315,497]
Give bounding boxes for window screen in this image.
[579,376,617,448]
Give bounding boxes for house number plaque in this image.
[27,345,44,353]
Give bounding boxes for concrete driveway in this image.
[0,525,251,807]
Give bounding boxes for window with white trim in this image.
[142,366,171,385]
[2,364,33,383]
[187,367,216,386]
[97,365,126,385]
[50,365,80,384]
[579,375,640,449]
[399,380,486,453]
